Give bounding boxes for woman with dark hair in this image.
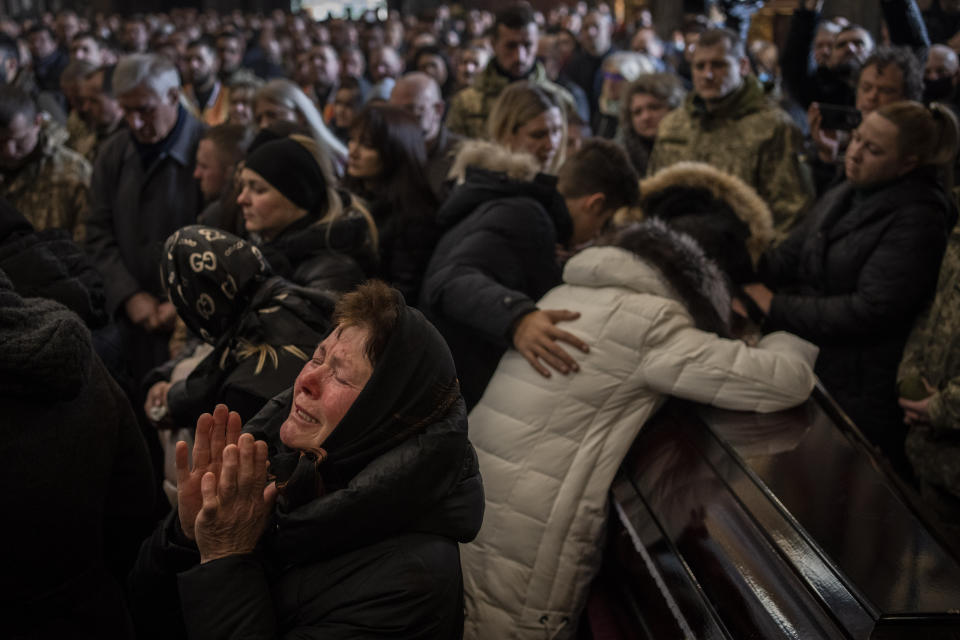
[344,104,440,303]
[411,44,455,98]
[129,281,484,639]
[236,135,378,295]
[618,72,686,174]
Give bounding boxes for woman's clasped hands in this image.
[176,404,278,563]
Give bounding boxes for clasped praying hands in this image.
[176,404,278,563]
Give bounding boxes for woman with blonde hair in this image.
[744,101,960,468]
[486,80,567,175]
[236,134,378,294]
[253,78,348,170]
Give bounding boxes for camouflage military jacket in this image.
[901,224,960,494]
[0,122,91,243]
[65,110,97,163]
[446,61,575,140]
[648,76,813,238]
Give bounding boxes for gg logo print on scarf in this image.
[196,293,216,319]
[198,228,227,242]
[221,275,238,300]
[189,251,218,272]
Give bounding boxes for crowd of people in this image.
[2,0,960,638]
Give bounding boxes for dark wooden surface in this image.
[605,389,960,639]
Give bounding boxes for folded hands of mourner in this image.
[176,404,279,563]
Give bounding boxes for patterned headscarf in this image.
[161,225,271,343]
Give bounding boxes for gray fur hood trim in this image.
[447,139,542,185]
[566,219,732,336]
[620,161,775,264]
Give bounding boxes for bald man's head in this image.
[389,71,444,142]
[926,44,959,82]
[924,44,960,102]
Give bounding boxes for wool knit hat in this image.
[244,138,329,213]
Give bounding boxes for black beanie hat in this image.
[243,138,328,213]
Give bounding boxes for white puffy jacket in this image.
[462,246,818,640]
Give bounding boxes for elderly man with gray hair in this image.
[85,53,205,385]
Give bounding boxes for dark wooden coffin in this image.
[604,386,960,640]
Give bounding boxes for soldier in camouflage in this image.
[446,3,574,140]
[899,223,960,502]
[0,85,91,243]
[648,28,813,238]
[77,65,125,163]
[61,59,97,162]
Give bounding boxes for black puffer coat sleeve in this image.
[127,510,201,640]
[421,198,557,346]
[178,554,277,638]
[765,202,947,342]
[780,7,819,109]
[882,0,930,63]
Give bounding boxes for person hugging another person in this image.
[461,217,819,640]
[421,132,639,409]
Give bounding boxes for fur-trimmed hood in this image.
[447,139,542,185]
[618,161,775,266]
[568,219,732,336]
[438,139,571,241]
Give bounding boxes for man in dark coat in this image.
[0,269,156,639]
[85,53,204,383]
[420,139,640,408]
[562,8,616,123]
[389,72,465,202]
[780,0,928,110]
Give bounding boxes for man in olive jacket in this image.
[648,28,813,237]
[446,3,573,139]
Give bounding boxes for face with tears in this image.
[279,325,374,453]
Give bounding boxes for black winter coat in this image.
[420,167,573,408]
[368,198,442,305]
[760,168,954,457]
[0,275,156,639]
[260,209,376,295]
[0,199,106,328]
[128,391,484,640]
[85,108,205,316]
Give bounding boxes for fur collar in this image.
[566,219,732,336]
[447,139,542,185]
[621,161,775,264]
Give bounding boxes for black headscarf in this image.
[162,225,336,426]
[162,225,271,344]
[261,288,461,508]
